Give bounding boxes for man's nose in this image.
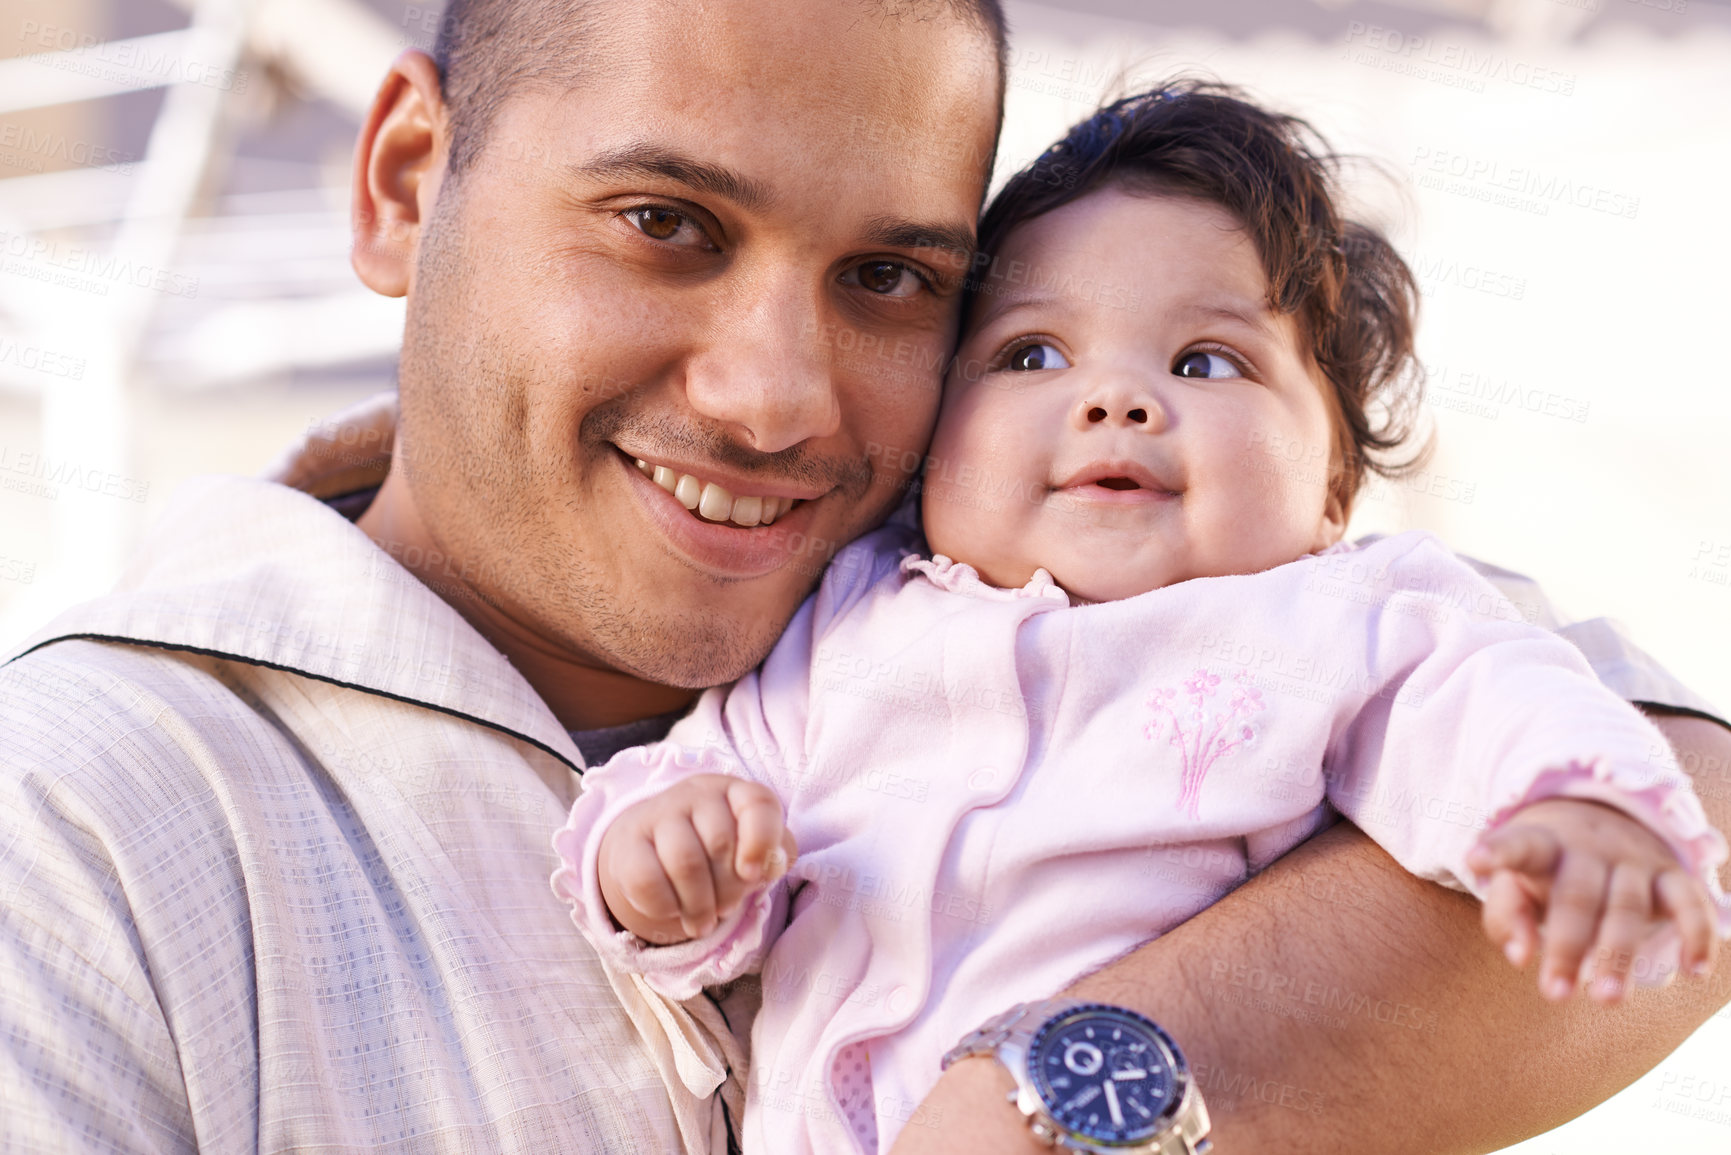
[683,272,840,454]
[1069,378,1167,433]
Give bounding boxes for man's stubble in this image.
[392,186,783,692]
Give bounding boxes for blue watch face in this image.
[1029,1007,1179,1144]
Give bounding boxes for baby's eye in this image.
[1005,343,1070,372]
[1173,351,1242,380]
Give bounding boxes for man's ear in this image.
[351,51,449,298]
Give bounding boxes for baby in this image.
[553,84,1729,1154]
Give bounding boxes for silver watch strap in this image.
[940,1001,1042,1070]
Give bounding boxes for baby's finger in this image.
[688,791,755,913]
[728,780,792,883]
[612,831,683,925]
[1481,870,1540,968]
[1584,864,1655,1003]
[1539,852,1610,1000]
[687,788,740,867]
[652,818,720,938]
[1469,824,1561,882]
[775,828,800,881]
[1656,869,1718,979]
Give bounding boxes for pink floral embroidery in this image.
[1145,669,1264,818]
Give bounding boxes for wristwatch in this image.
[942,999,1211,1153]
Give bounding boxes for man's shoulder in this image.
[4,632,251,726]
[1348,530,1562,629]
[0,638,277,820]
[0,640,282,997]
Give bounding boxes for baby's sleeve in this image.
[550,682,794,1001]
[1323,536,1730,935]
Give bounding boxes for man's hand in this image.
[1468,797,1718,1004]
[597,774,797,944]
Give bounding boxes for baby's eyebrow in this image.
[1173,299,1277,337]
[973,292,1064,327]
[974,294,1277,340]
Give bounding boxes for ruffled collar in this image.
[900,540,1357,607]
[899,553,1072,605]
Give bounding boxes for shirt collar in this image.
[2,474,585,772]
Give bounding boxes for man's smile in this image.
[616,448,831,581]
[627,453,808,528]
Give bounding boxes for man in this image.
[1,1,1726,1152]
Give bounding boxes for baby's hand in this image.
[1467,798,1717,1003]
[597,774,798,945]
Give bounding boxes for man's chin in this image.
[589,592,805,691]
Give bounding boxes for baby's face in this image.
[922,187,1348,602]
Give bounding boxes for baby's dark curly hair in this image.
[971,79,1428,515]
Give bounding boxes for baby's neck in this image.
[926,540,1337,605]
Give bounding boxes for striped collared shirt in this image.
[0,475,735,1154]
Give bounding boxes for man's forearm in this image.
[896,713,1731,1154]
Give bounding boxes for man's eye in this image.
[1005,343,1069,372]
[844,260,926,298]
[624,207,712,248]
[1174,351,1241,380]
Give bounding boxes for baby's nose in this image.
[1085,402,1151,424]
[1073,384,1165,431]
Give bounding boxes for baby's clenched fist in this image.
[598,774,798,945]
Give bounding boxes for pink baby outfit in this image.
[554,524,1730,1154]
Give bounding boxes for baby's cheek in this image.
[922,379,1060,570]
[921,471,1000,556]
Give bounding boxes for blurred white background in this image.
[0,0,1727,1148]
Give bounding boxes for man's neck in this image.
[355,470,697,731]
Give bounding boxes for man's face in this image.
[396,0,999,689]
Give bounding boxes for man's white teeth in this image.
[634,457,795,527]
[697,483,732,521]
[731,495,763,528]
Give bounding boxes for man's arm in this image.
[895,712,1731,1154]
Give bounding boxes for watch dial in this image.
[1030,1007,1179,1144]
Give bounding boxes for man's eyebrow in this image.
[860,216,977,263]
[569,142,773,212]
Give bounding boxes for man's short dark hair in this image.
[432,0,1009,178]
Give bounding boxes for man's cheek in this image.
[844,368,943,471]
[823,318,951,395]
